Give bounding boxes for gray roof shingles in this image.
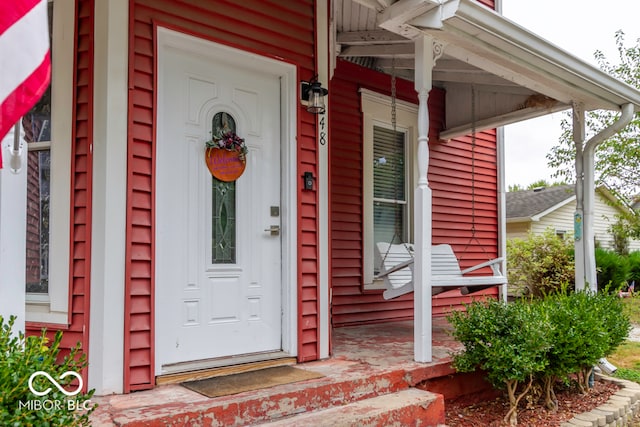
[506,185,575,219]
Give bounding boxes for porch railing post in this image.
[413,35,441,363]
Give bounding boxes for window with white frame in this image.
[25,0,74,324]
[373,125,407,267]
[361,89,417,289]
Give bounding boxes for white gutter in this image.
[579,103,635,291]
[406,0,640,111]
[450,1,640,109]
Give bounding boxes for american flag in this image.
[0,0,51,169]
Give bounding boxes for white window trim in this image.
[361,89,418,289]
[26,0,74,324]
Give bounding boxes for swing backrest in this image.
[376,242,466,289]
[375,242,414,290]
[431,244,463,277]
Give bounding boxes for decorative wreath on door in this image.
[204,113,248,182]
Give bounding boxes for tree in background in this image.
[610,216,631,255]
[547,31,640,204]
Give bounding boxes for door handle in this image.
[264,225,280,236]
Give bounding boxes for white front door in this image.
[155,30,291,374]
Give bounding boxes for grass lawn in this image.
[607,296,640,383]
[621,295,640,323]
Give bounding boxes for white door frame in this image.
[155,27,298,366]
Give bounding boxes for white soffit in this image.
[401,0,640,112]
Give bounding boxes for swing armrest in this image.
[375,258,414,279]
[460,257,504,275]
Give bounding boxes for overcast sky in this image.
[500,0,640,188]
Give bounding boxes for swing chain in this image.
[391,57,397,134]
[390,57,403,243]
[377,57,412,273]
[470,85,477,238]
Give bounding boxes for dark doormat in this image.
[181,365,324,398]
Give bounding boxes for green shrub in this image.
[507,228,575,298]
[627,251,640,287]
[448,290,631,424]
[539,291,591,407]
[448,299,551,425]
[0,315,95,426]
[595,248,630,292]
[594,290,631,354]
[542,290,629,394]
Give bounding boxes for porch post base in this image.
[414,185,433,363]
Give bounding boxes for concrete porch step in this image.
[90,320,476,426]
[90,357,455,427]
[256,388,446,427]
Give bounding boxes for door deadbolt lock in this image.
[264,225,280,236]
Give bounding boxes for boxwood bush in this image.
[541,289,630,400]
[448,299,551,425]
[448,290,630,425]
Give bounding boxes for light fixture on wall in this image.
[301,77,328,114]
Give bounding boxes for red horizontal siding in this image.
[475,0,496,9]
[431,127,499,268]
[329,59,430,327]
[125,0,318,391]
[330,59,499,327]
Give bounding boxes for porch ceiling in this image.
[334,0,640,140]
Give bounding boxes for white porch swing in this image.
[375,81,506,300]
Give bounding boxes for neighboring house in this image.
[1,0,640,398]
[506,185,640,251]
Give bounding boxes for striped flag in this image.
[0,0,51,169]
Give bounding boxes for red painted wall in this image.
[476,0,496,9]
[329,59,499,327]
[26,0,94,383]
[125,0,319,391]
[24,0,499,393]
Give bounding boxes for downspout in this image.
[497,126,507,302]
[573,103,585,291]
[581,103,634,292]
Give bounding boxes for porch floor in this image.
[90,318,472,426]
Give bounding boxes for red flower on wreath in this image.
[206,131,248,161]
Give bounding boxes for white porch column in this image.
[413,35,441,363]
[316,0,330,359]
[0,131,27,333]
[572,103,586,291]
[88,0,128,395]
